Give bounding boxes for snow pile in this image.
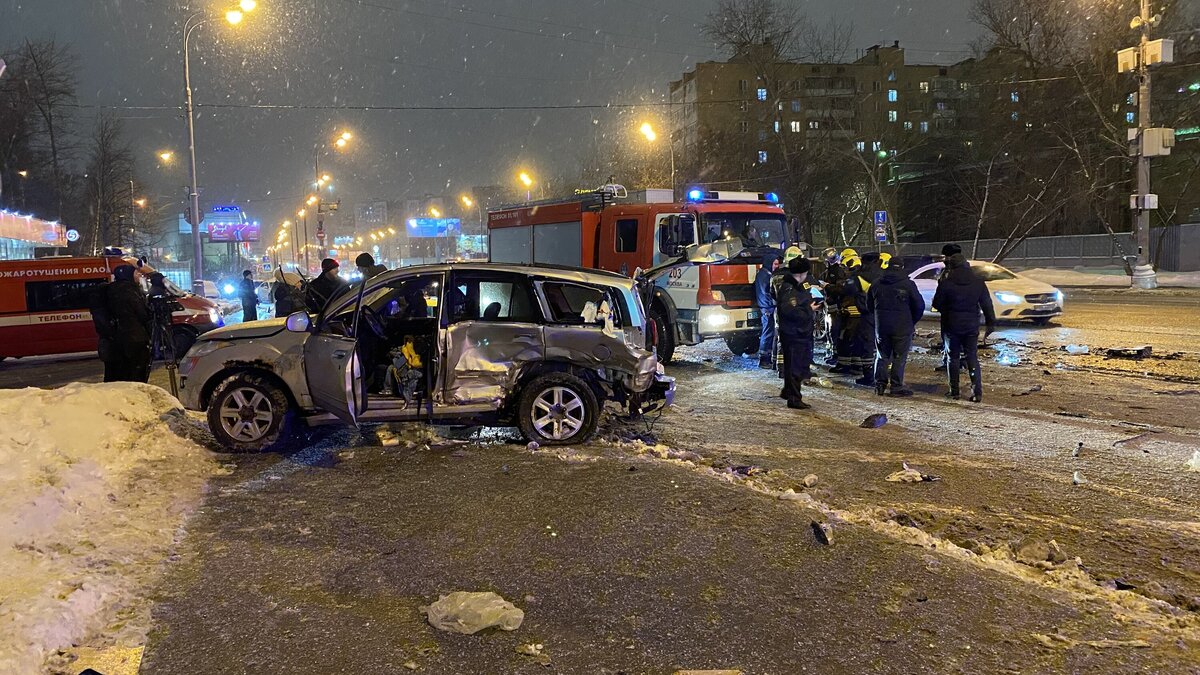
[0,383,217,672]
[1020,266,1200,289]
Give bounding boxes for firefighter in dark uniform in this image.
[933,252,996,402]
[866,253,925,396]
[840,252,882,386]
[820,247,849,364]
[105,264,152,382]
[774,256,817,410]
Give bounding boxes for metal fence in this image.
[901,223,1200,272]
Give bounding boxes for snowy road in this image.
[12,291,1199,673]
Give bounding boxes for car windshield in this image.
[699,213,787,248]
[973,264,1017,281]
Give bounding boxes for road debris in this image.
[1072,471,1087,485]
[1072,442,1083,458]
[730,464,766,477]
[423,591,524,635]
[1186,451,1200,472]
[778,488,813,502]
[526,441,540,452]
[860,413,888,429]
[811,520,833,545]
[1013,385,1043,397]
[1105,345,1153,360]
[886,462,941,483]
[403,661,419,670]
[1064,344,1089,355]
[802,473,819,488]
[515,643,552,666]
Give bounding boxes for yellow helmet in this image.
[782,246,803,264]
[844,254,862,269]
[840,248,859,260]
[879,252,893,270]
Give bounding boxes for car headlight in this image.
[1055,290,1065,303]
[223,283,235,295]
[995,291,1023,305]
[208,308,220,323]
[186,339,229,359]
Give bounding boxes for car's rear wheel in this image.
[207,373,292,452]
[517,372,598,446]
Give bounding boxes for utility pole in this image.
[1132,0,1156,289]
[1119,0,1176,289]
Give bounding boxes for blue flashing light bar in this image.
[764,192,780,203]
[687,188,705,201]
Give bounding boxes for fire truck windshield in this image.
[699,213,787,249]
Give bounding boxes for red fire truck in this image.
[0,256,224,361]
[488,187,792,362]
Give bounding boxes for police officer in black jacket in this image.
[775,256,817,410]
[932,253,996,402]
[866,255,926,397]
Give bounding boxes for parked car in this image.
[909,259,1065,324]
[177,263,675,451]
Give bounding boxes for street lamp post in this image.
[311,130,351,272]
[181,2,257,286]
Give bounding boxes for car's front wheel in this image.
[207,373,293,452]
[517,373,598,446]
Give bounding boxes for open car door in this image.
[303,285,368,425]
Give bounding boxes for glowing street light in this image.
[16,170,27,178]
[306,195,318,206]
[158,151,175,163]
[518,171,533,188]
[460,195,473,208]
[134,198,148,208]
[638,121,675,198]
[239,0,258,11]
[429,207,442,218]
[225,9,244,24]
[297,209,306,218]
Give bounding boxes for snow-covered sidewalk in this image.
[0,383,218,672]
[1020,266,1200,288]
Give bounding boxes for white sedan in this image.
[909,260,1065,325]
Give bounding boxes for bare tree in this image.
[18,39,77,221]
[969,0,1075,72]
[84,115,133,254]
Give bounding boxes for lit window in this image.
[919,121,929,133]
[774,120,780,133]
[1126,111,1136,124]
[855,141,866,152]
[1010,91,1020,103]
[887,70,896,82]
[959,82,968,91]
[919,81,929,93]
[1126,93,1135,105]
[790,120,802,133]
[888,110,898,122]
[758,150,768,163]
[903,121,913,131]
[809,120,821,130]
[887,89,898,102]
[936,101,947,111]
[872,141,882,152]
[1011,112,1019,121]
[757,88,768,101]
[791,100,801,113]
[738,100,747,112]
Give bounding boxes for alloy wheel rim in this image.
[219,387,274,442]
[531,386,585,441]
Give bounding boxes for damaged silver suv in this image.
[177,263,674,451]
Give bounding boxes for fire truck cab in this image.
[488,187,791,361]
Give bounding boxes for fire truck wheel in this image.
[207,373,293,452]
[649,308,675,364]
[725,333,760,357]
[517,372,598,446]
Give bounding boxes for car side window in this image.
[615,218,639,253]
[915,267,941,280]
[540,281,610,325]
[448,272,540,324]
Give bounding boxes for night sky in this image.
[1,0,976,226]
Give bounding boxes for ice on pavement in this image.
[0,383,217,672]
[1021,266,1200,288]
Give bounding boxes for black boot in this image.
[787,397,811,410]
